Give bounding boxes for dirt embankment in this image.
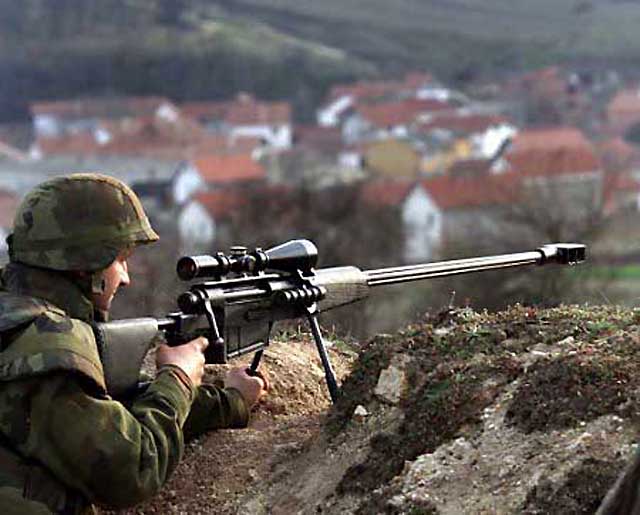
[116,305,640,514]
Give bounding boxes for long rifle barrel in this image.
[364,243,585,287]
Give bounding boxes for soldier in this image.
[0,173,267,514]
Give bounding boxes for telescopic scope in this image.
[176,239,318,280]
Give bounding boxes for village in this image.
[0,65,638,285]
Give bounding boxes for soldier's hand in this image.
[156,337,209,388]
[224,367,269,409]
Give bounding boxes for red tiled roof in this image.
[180,101,228,122]
[422,173,520,210]
[192,190,248,219]
[417,113,509,135]
[194,184,295,219]
[447,159,493,178]
[508,127,588,151]
[192,154,266,184]
[608,88,640,117]
[35,116,262,159]
[359,179,415,207]
[226,97,291,126]
[329,72,434,102]
[182,94,291,126]
[505,127,601,177]
[31,96,175,119]
[357,99,450,128]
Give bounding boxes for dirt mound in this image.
[113,329,357,515]
[112,305,640,514]
[253,305,640,514]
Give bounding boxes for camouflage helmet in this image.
[10,173,159,272]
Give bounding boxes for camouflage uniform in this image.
[0,174,249,514]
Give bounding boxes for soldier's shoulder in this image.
[0,295,105,393]
[0,291,63,333]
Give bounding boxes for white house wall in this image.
[34,115,62,138]
[173,164,205,205]
[178,201,215,254]
[231,125,292,149]
[402,186,442,262]
[317,95,353,127]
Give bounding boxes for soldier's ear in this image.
[91,272,106,295]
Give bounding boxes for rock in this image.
[374,355,412,405]
[273,442,303,455]
[353,404,369,422]
[557,336,575,346]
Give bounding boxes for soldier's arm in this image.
[24,367,195,508]
[182,382,250,441]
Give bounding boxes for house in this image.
[360,179,442,262]
[363,139,422,179]
[500,127,602,178]
[172,153,267,205]
[182,93,292,151]
[342,98,451,144]
[177,189,247,253]
[30,114,253,161]
[177,184,294,253]
[316,72,438,128]
[415,112,515,159]
[421,138,475,176]
[606,86,640,136]
[422,173,520,251]
[30,96,180,139]
[497,127,604,222]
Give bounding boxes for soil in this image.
[114,328,358,515]
[111,305,640,514]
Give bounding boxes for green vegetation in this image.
[580,265,640,280]
[5,0,640,122]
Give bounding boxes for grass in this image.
[579,265,640,280]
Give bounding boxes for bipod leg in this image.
[248,349,264,375]
[306,305,339,403]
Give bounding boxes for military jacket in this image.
[0,263,249,514]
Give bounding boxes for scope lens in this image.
[177,258,198,280]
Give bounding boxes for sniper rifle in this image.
[93,240,586,402]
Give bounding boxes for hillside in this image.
[115,304,640,514]
[4,1,640,121]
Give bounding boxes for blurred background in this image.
[0,0,638,337]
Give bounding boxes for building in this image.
[182,93,292,151]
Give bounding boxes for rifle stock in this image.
[94,240,586,401]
